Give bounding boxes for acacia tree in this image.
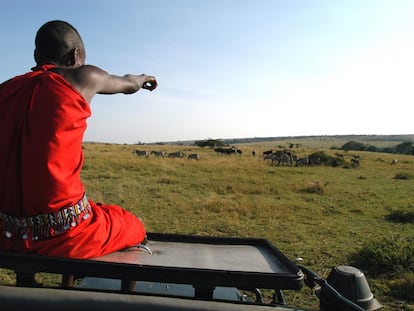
[341,141,367,151]
[194,139,225,148]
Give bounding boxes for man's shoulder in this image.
[56,65,106,83]
[0,71,35,92]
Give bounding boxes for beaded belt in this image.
[0,194,92,241]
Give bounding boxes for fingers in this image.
[142,76,158,91]
[142,82,156,91]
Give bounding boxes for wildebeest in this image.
[188,153,200,160]
[167,151,184,158]
[132,150,149,158]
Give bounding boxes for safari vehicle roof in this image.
[0,233,374,311]
[0,233,305,310]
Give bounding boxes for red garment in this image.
[0,65,146,258]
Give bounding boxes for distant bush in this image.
[386,207,414,223]
[395,141,413,155]
[393,173,413,180]
[194,139,225,148]
[308,151,331,166]
[307,151,348,167]
[341,141,368,151]
[349,234,414,276]
[366,144,378,152]
[300,181,328,195]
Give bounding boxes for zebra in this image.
[351,158,360,168]
[151,151,166,157]
[188,153,200,160]
[167,151,184,158]
[270,151,290,166]
[263,153,274,161]
[296,157,309,166]
[308,156,321,166]
[132,150,149,158]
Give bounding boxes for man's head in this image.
[34,20,85,67]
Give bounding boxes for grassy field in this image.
[2,139,414,310]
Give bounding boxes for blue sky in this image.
[1,0,413,144]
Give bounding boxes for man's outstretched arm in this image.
[69,65,158,102]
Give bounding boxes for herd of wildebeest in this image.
[132,147,371,168]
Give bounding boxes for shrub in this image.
[300,181,328,195]
[394,173,413,180]
[386,207,414,223]
[349,234,414,276]
[308,151,330,165]
[341,141,367,151]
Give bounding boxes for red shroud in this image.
[0,65,146,258]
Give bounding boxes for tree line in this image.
[340,141,414,155]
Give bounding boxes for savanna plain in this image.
[1,137,414,310]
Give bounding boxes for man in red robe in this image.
[0,20,158,259]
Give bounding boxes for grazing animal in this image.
[132,150,149,158]
[268,150,295,166]
[167,151,184,158]
[271,151,290,166]
[296,157,309,166]
[151,150,166,157]
[214,148,236,155]
[351,158,360,168]
[391,159,398,165]
[188,153,200,160]
[263,154,274,161]
[308,156,321,166]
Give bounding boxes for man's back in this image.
[0,65,89,217]
[0,20,154,259]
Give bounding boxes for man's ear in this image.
[65,48,77,66]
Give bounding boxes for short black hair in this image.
[34,20,84,64]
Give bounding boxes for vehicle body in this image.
[0,233,381,310]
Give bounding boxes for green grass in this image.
[2,141,414,310]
